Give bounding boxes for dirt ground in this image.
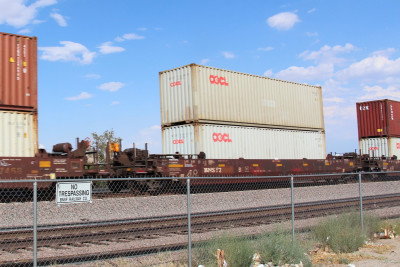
[312,237,400,266]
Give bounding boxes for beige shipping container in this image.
[0,110,38,157]
[160,64,324,130]
[359,137,400,158]
[162,123,326,159]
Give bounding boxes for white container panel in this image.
[160,64,324,130]
[163,124,326,159]
[359,137,400,158]
[0,111,38,157]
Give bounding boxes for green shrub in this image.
[256,230,312,267]
[313,212,380,253]
[193,234,253,267]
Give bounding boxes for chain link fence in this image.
[1,172,400,266]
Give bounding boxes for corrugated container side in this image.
[357,99,400,138]
[160,64,324,130]
[0,32,38,111]
[359,137,400,158]
[0,110,38,157]
[162,124,326,159]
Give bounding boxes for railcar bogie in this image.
[2,139,400,196]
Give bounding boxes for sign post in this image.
[56,182,92,204]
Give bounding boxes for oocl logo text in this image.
[173,139,184,144]
[212,133,232,143]
[209,75,229,86]
[170,81,181,87]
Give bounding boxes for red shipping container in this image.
[0,32,38,111]
[357,99,400,139]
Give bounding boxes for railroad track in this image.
[1,193,400,266]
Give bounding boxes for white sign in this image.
[56,182,92,204]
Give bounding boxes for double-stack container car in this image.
[162,123,326,159]
[160,64,326,159]
[0,32,38,157]
[357,99,400,158]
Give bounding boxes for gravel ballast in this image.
[0,180,399,227]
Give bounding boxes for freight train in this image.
[1,138,400,196]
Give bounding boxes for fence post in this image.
[290,175,295,244]
[358,173,364,231]
[186,178,192,267]
[33,179,38,267]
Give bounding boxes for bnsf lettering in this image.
[173,139,184,144]
[170,81,181,87]
[204,167,222,173]
[212,133,232,143]
[209,75,229,86]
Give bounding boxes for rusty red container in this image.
[0,32,38,112]
[357,99,400,139]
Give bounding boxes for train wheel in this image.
[147,179,168,196]
[127,181,148,195]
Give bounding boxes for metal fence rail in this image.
[1,171,400,266]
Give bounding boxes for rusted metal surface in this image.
[162,123,326,159]
[357,99,400,139]
[0,32,38,111]
[0,141,89,190]
[160,64,324,130]
[0,110,38,157]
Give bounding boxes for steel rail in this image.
[1,193,400,266]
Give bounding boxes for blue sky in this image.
[1,0,400,155]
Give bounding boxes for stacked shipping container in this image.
[357,99,400,158]
[160,64,326,159]
[0,32,38,157]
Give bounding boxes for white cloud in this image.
[324,105,356,121]
[305,32,318,37]
[275,63,334,82]
[18,28,31,34]
[98,82,125,92]
[50,12,67,26]
[263,69,273,76]
[98,42,125,54]
[137,27,147,31]
[336,54,400,82]
[323,97,344,103]
[266,12,300,31]
[299,43,356,64]
[123,33,144,40]
[308,8,316,13]
[111,101,120,105]
[371,48,396,57]
[258,46,274,52]
[85,73,101,79]
[114,36,124,42]
[200,58,210,65]
[222,51,235,59]
[138,125,162,146]
[115,33,145,42]
[39,41,96,64]
[359,85,400,100]
[0,0,57,28]
[65,92,93,101]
